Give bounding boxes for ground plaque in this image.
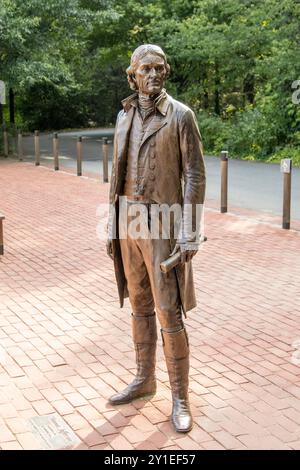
[27,413,80,450]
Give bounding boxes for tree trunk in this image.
[203,90,209,109]
[214,63,221,115]
[243,74,255,105]
[9,88,15,124]
[202,68,209,110]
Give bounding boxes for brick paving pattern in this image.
[0,159,300,450]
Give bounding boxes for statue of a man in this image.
[107,44,206,433]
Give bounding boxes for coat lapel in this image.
[116,106,135,165]
[111,106,135,199]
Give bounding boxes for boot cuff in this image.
[161,328,189,359]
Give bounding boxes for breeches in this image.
[119,216,183,331]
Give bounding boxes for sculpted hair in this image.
[126,44,170,91]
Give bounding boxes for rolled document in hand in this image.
[160,251,181,273]
[160,236,207,273]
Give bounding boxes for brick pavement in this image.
[0,159,300,450]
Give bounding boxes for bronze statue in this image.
[106,44,206,433]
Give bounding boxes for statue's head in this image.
[126,44,170,95]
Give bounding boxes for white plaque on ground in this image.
[27,413,80,450]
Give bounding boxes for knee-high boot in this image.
[109,313,157,405]
[161,327,193,433]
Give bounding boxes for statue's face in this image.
[134,53,167,95]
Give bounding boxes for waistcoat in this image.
[123,109,156,202]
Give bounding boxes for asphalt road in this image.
[19,129,300,221]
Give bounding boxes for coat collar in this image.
[121,88,170,116]
[116,89,170,166]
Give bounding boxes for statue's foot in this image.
[171,398,193,433]
[109,377,156,405]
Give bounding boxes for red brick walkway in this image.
[0,159,300,450]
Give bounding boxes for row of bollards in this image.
[49,133,109,181]
[2,128,110,183]
[0,126,294,230]
[1,125,21,158]
[50,133,109,181]
[2,126,30,162]
[220,151,293,230]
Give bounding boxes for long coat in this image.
[109,91,206,314]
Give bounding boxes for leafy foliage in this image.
[0,0,299,163]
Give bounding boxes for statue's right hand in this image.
[106,239,114,260]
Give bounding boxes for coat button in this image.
[149,173,155,181]
[150,153,156,159]
[150,142,155,147]
[149,162,155,170]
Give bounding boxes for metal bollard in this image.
[3,125,8,157]
[17,130,23,161]
[220,150,229,213]
[77,136,82,176]
[281,158,292,230]
[34,130,40,166]
[102,137,109,183]
[53,132,59,171]
[0,215,4,256]
[10,124,17,156]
